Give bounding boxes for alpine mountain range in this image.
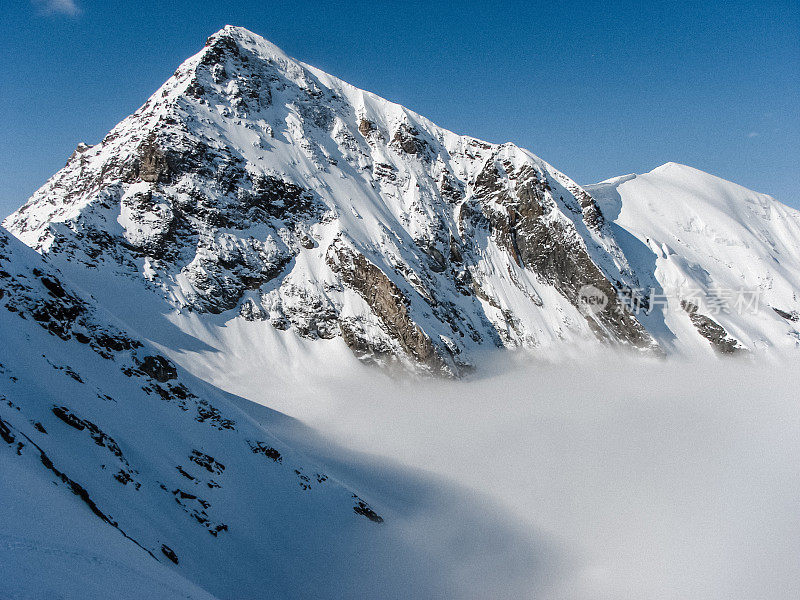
[1,26,799,599]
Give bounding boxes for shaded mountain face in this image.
[4,26,657,376]
[0,225,386,597]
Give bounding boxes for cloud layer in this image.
[266,354,800,599]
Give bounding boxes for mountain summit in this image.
[4,26,799,375]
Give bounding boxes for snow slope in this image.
[0,226,543,599]
[586,162,800,356]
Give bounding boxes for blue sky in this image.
[1,0,798,217]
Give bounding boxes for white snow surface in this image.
[586,162,800,355]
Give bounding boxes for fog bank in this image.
[267,355,800,599]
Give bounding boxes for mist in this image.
[253,354,800,599]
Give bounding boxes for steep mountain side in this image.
[586,163,800,355]
[0,225,540,598]
[4,26,655,375]
[0,225,381,596]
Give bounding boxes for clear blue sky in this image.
[1,0,798,218]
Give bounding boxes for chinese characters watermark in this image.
[578,285,763,316]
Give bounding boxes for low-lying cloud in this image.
[264,354,800,599]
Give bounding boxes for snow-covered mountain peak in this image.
[3,25,799,600]
[4,26,798,375]
[650,160,692,172]
[587,165,800,355]
[4,26,662,375]
[211,24,290,56]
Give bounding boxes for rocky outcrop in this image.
[138,355,178,382]
[681,301,745,354]
[137,135,170,183]
[391,123,428,156]
[327,243,448,374]
[358,118,376,137]
[471,157,655,350]
[773,307,799,322]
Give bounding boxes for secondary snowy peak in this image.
[5,26,657,374]
[586,163,800,355]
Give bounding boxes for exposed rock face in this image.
[358,118,376,137]
[391,123,428,156]
[773,307,800,322]
[470,157,653,349]
[137,135,170,183]
[161,544,179,564]
[328,243,446,373]
[681,301,745,354]
[4,25,663,374]
[138,355,178,382]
